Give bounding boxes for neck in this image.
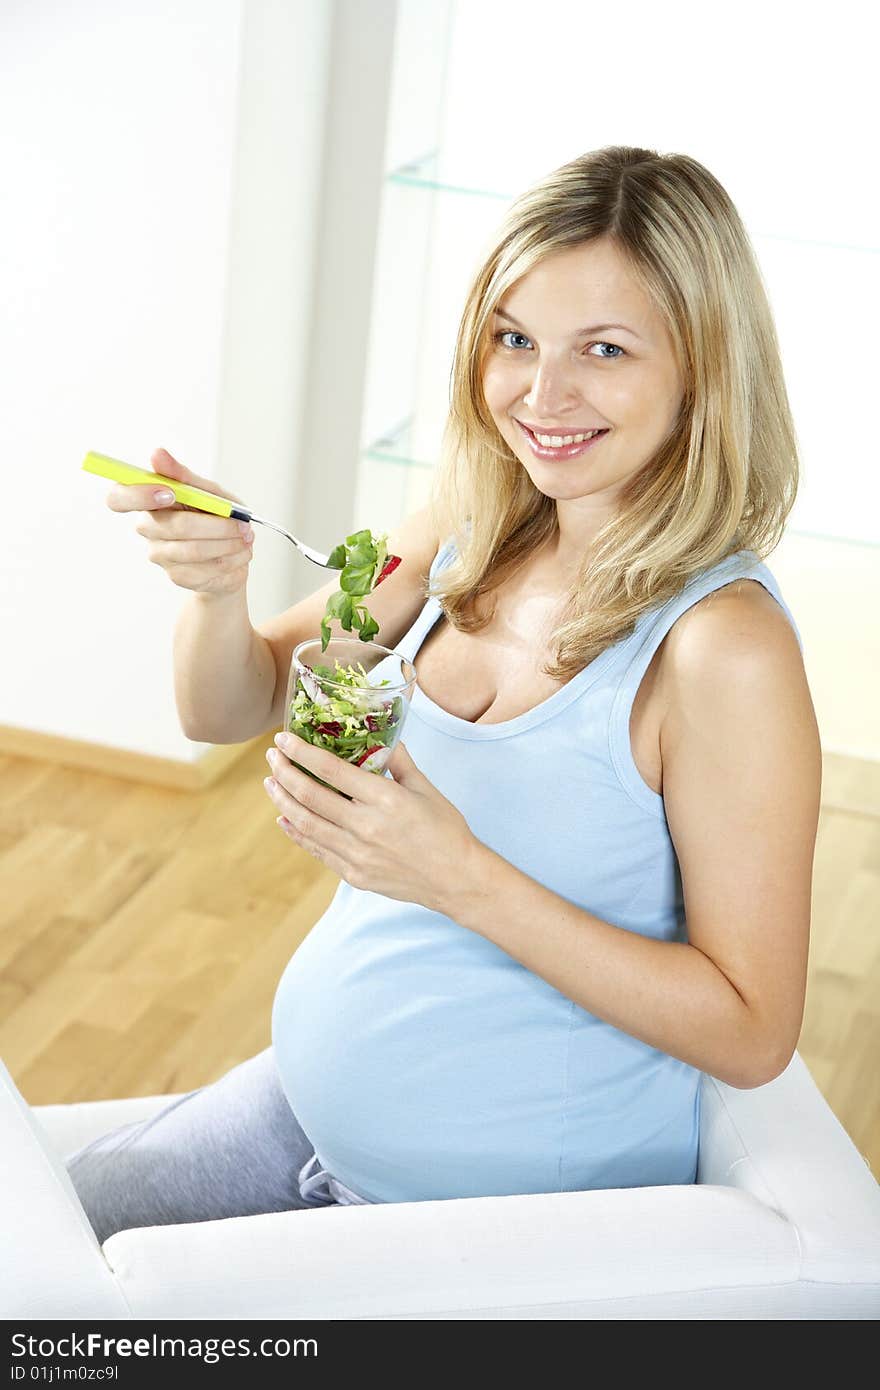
[549,501,620,570]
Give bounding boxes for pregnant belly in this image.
[270,891,701,1204]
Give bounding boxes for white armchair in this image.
[2,1050,878,1320]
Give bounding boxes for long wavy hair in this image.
[425,144,800,682]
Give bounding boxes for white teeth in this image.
[531,428,604,447]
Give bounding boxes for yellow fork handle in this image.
[82,451,251,521]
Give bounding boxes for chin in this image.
[531,466,612,506]
[524,471,582,500]
[538,485,589,501]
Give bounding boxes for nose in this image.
[521,358,583,421]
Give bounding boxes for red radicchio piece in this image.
[364,714,380,732]
[314,721,343,737]
[373,554,402,587]
[354,744,384,766]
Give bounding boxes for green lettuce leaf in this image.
[320,528,393,649]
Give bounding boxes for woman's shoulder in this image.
[655,559,818,866]
[662,564,805,698]
[683,571,789,631]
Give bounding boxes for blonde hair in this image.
[425,144,800,682]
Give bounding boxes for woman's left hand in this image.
[263,732,479,913]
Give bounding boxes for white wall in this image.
[0,0,333,762]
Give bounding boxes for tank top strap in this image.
[394,535,458,667]
[607,548,804,818]
[428,533,459,586]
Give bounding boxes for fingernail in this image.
[154,490,175,504]
[238,522,255,542]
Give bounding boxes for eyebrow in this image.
[493,306,642,339]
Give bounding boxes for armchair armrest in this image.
[0,1058,133,1320]
[698,1053,880,1285]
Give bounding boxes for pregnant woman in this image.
[67,144,821,1240]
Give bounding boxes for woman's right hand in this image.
[105,447,256,597]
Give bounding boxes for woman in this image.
[67,145,821,1241]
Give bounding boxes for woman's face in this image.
[481,237,686,540]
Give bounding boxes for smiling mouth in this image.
[515,420,611,458]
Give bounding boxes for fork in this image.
[82,451,335,569]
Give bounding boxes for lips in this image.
[515,419,610,460]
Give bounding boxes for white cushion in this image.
[102,1182,803,1320]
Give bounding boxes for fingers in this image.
[104,447,246,513]
[105,481,183,513]
[150,446,246,506]
[135,517,254,577]
[105,448,254,596]
[157,543,255,592]
[273,733,388,806]
[133,509,246,545]
[266,745,358,828]
[136,529,252,564]
[132,486,254,594]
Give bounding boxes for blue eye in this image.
[494,330,531,350]
[492,331,624,359]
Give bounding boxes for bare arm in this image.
[175,508,439,744]
[173,589,282,744]
[439,589,822,1089]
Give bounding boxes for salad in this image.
[285,528,405,781]
[320,528,401,652]
[288,658,404,774]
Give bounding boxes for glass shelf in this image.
[386,151,880,257]
[386,149,510,202]
[362,416,434,470]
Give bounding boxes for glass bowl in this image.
[283,637,418,799]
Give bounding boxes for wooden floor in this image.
[1,741,878,1177]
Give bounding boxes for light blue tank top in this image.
[271,538,804,1204]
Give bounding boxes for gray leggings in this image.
[64,1045,374,1245]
